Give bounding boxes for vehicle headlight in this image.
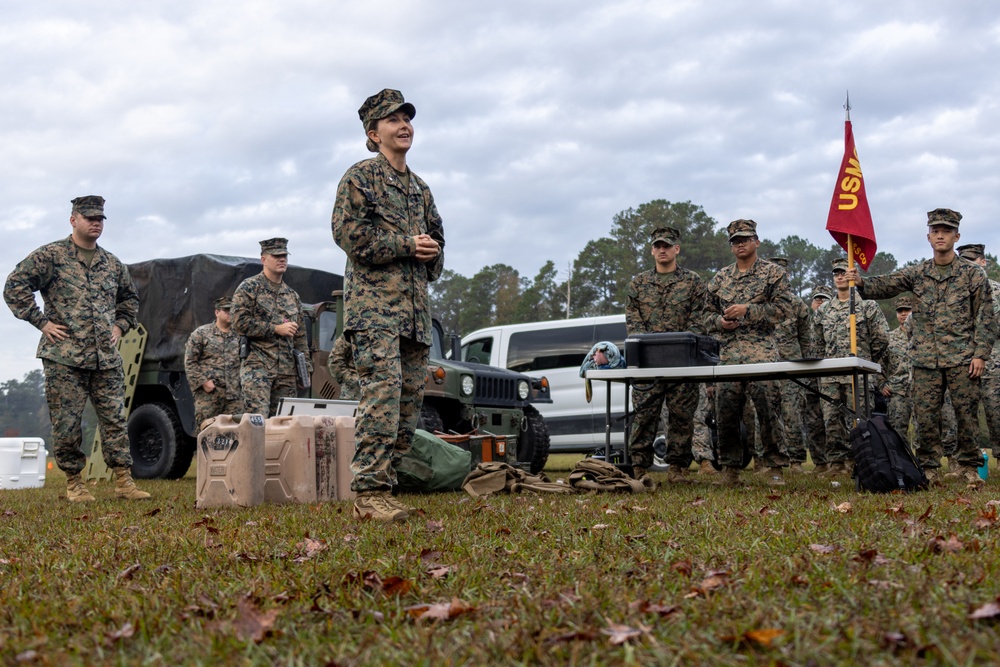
[517,380,530,400]
[461,375,475,396]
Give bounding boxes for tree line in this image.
[428,199,978,336]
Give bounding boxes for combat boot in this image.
[353,492,408,522]
[763,467,786,486]
[388,492,417,514]
[632,466,648,480]
[819,461,849,478]
[65,473,95,503]
[697,460,718,476]
[811,463,829,475]
[944,465,985,489]
[711,467,741,486]
[113,467,151,500]
[789,462,807,474]
[665,465,695,484]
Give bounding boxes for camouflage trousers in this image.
[42,359,132,475]
[938,391,958,457]
[911,366,984,469]
[193,387,244,432]
[350,331,428,493]
[983,376,1000,446]
[716,380,788,469]
[240,364,296,418]
[819,379,861,463]
[779,380,806,463]
[802,379,828,465]
[691,385,714,462]
[629,380,698,469]
[886,392,912,444]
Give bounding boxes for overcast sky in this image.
[1,1,998,381]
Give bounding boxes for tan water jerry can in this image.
[314,415,357,501]
[263,415,319,504]
[195,414,265,508]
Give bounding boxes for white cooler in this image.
[0,438,47,489]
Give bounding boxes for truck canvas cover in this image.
[128,254,342,371]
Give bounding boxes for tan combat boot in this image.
[789,462,807,474]
[114,467,151,500]
[944,465,985,489]
[66,473,96,502]
[763,467,786,486]
[665,465,695,484]
[353,492,408,522]
[697,460,718,476]
[711,467,741,486]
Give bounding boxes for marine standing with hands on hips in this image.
[4,196,150,502]
[332,89,445,522]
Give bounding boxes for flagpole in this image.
[844,93,859,418]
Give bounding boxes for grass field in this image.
[2,457,1000,666]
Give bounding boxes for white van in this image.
[461,315,628,452]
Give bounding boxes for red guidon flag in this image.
[826,120,876,270]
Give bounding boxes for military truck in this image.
[117,254,551,479]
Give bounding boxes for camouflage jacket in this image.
[986,278,1000,378]
[184,323,242,400]
[859,259,998,368]
[230,272,309,376]
[625,266,707,335]
[886,326,911,395]
[4,236,138,370]
[811,296,890,385]
[331,153,445,345]
[702,258,793,363]
[775,296,811,360]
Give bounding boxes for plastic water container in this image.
[979,449,989,481]
[0,438,47,489]
[196,414,266,508]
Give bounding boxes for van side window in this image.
[508,326,596,372]
[463,338,492,364]
[594,322,627,351]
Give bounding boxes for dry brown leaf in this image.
[790,574,809,587]
[671,560,693,576]
[425,520,445,533]
[104,622,135,644]
[420,549,443,564]
[743,628,784,647]
[928,534,964,553]
[592,524,610,531]
[144,508,161,517]
[690,498,707,506]
[293,538,327,562]
[545,629,599,643]
[917,505,933,522]
[853,549,878,564]
[969,599,1000,620]
[405,597,476,622]
[834,502,852,513]
[234,597,279,643]
[117,563,141,581]
[602,622,642,645]
[381,576,414,596]
[809,544,836,554]
[426,565,452,580]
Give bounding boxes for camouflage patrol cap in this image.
[214,296,233,310]
[957,243,985,260]
[71,195,106,219]
[894,295,915,311]
[259,237,289,256]
[651,227,680,245]
[810,285,833,301]
[831,258,849,272]
[359,89,416,152]
[768,257,789,268]
[927,208,962,228]
[726,219,757,240]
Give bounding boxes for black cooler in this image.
[624,332,721,369]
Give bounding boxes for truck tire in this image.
[128,403,194,479]
[518,405,550,474]
[417,404,445,434]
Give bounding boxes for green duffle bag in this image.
[396,429,472,493]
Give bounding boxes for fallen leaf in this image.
[690,498,706,506]
[809,544,836,554]
[381,576,414,596]
[420,549,443,564]
[744,628,784,647]
[917,505,933,522]
[592,524,610,531]
[853,549,878,564]
[117,563,141,581]
[233,597,279,643]
[293,538,327,562]
[144,508,161,517]
[405,597,475,622]
[969,599,1000,620]
[426,565,451,579]
[602,622,642,645]
[545,629,599,643]
[928,534,964,554]
[790,574,809,587]
[105,622,135,643]
[426,520,444,533]
[834,502,852,513]
[671,560,693,576]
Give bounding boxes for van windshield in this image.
[506,322,626,373]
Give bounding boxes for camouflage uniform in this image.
[885,324,913,437]
[958,244,1000,447]
[230,239,310,418]
[625,227,707,471]
[802,285,834,466]
[184,311,242,428]
[811,265,890,463]
[332,90,445,495]
[768,258,811,464]
[329,334,360,400]
[703,220,792,470]
[691,384,714,462]
[3,197,139,475]
[858,209,998,470]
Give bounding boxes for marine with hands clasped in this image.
[846,208,998,487]
[184,295,243,428]
[230,238,311,419]
[332,89,445,522]
[624,226,708,485]
[3,196,150,502]
[702,219,793,486]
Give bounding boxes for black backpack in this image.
[850,415,927,493]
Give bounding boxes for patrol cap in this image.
[894,295,915,311]
[359,89,415,127]
[810,285,833,301]
[957,243,985,260]
[259,237,289,256]
[726,219,757,241]
[651,226,680,245]
[831,258,849,272]
[927,208,962,229]
[214,296,233,310]
[71,195,106,219]
[768,257,788,268]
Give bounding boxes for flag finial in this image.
[844,91,851,121]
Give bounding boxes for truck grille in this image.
[475,375,518,406]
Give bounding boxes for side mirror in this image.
[450,334,461,361]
